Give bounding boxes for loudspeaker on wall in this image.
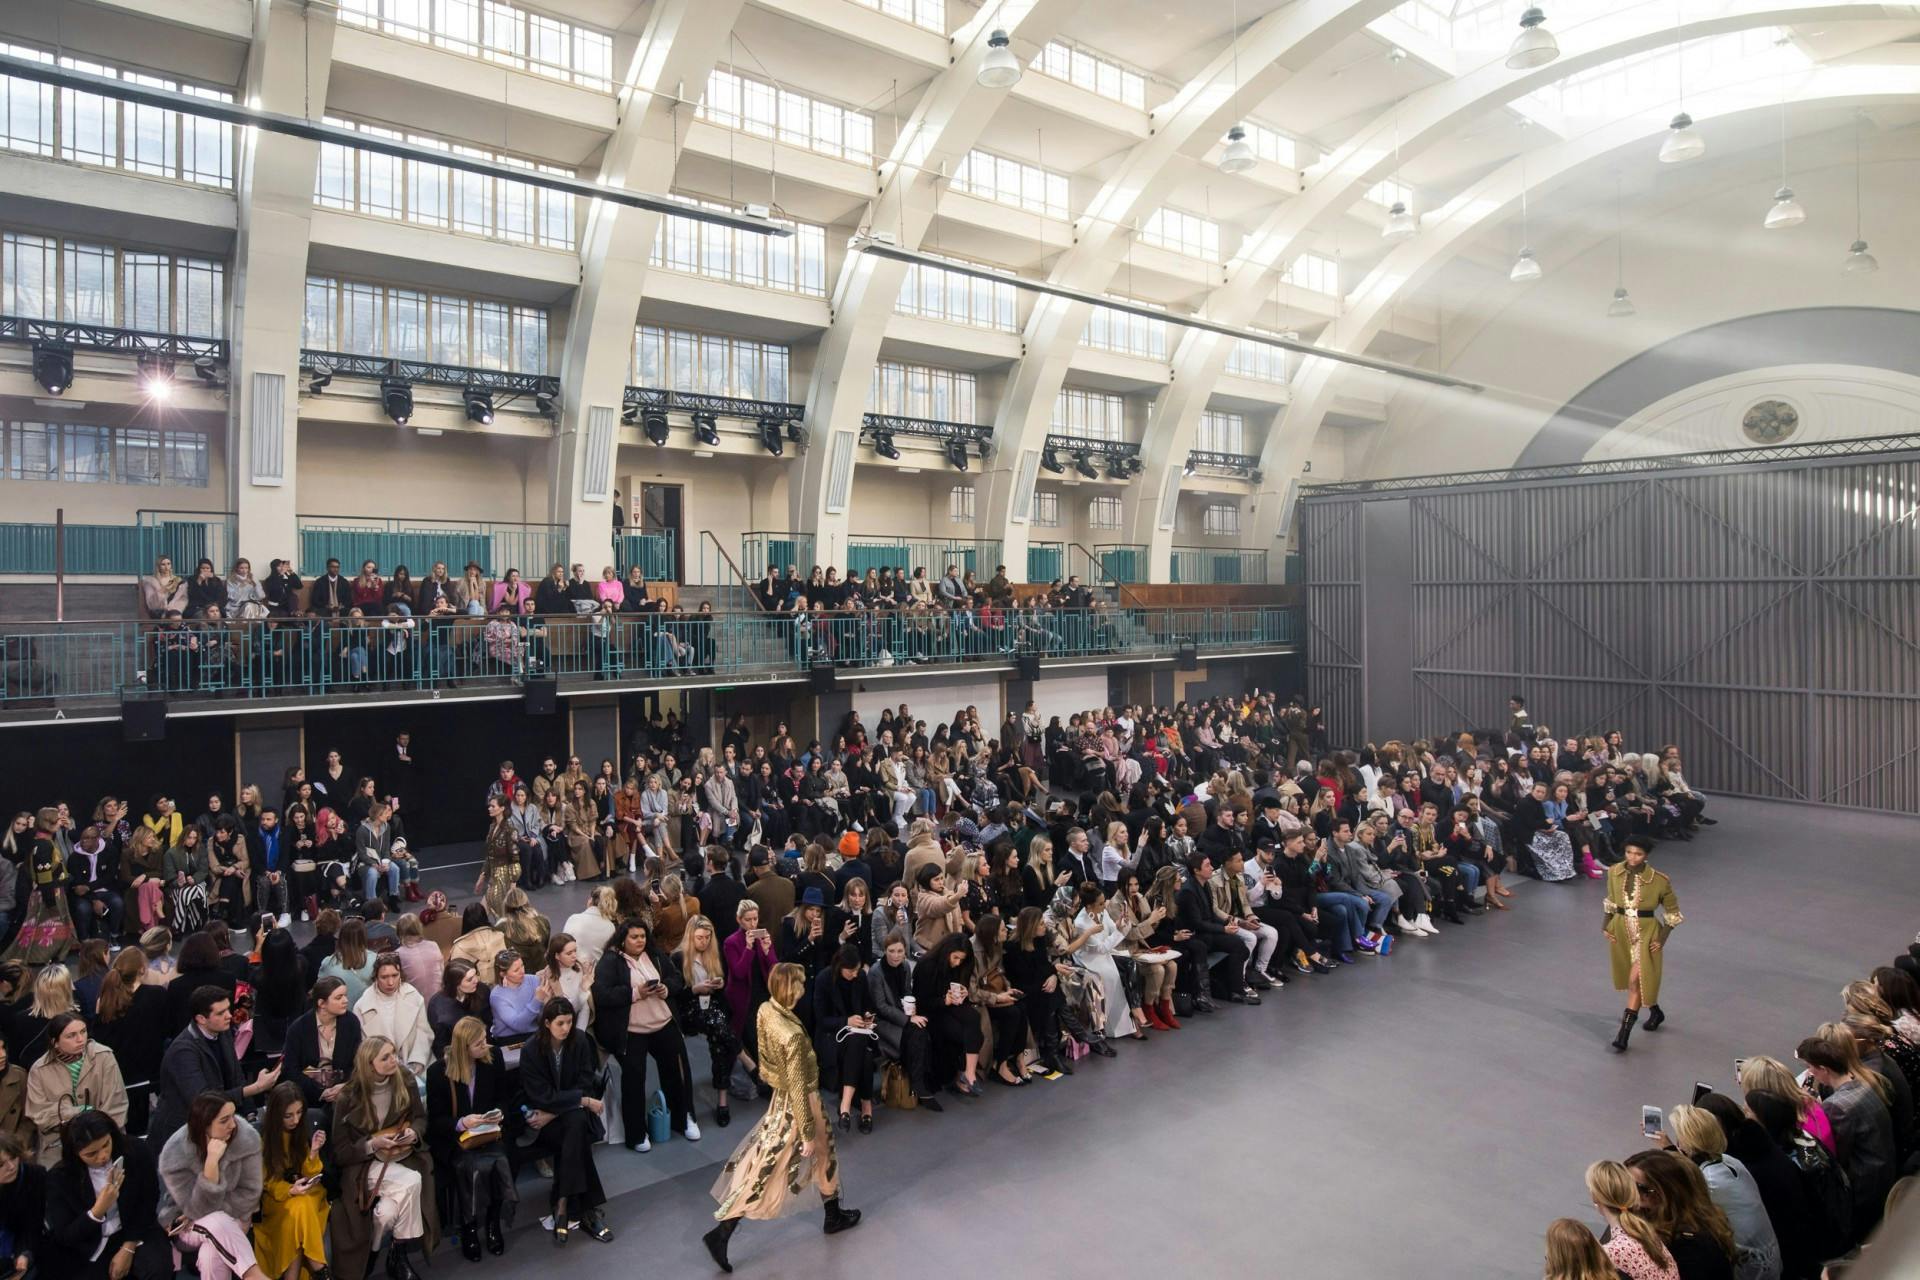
[121,698,167,742]
[524,677,559,716]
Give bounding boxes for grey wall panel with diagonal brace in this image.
[1298,443,1920,813]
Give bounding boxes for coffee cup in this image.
[902,995,916,1016]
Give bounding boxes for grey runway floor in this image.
[417,797,1919,1278]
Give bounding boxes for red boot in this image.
[1141,1005,1170,1031]
[1156,998,1181,1029]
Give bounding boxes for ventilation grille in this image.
[825,429,857,513]
[1011,448,1041,522]
[1157,467,1181,530]
[582,405,615,501]
[249,371,285,485]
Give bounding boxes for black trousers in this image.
[890,1023,934,1098]
[1254,903,1315,963]
[1021,988,1063,1063]
[1165,937,1210,996]
[618,1025,692,1136]
[75,1229,171,1280]
[982,1001,1024,1068]
[530,1107,604,1212]
[929,1002,983,1082]
[829,1034,876,1104]
[1199,938,1247,995]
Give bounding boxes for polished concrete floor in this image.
[419,798,1920,1279]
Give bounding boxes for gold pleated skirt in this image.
[710,1095,839,1221]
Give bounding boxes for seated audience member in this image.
[518,997,613,1245]
[253,1081,331,1280]
[46,1111,171,1280]
[329,1037,434,1280]
[156,1090,265,1280]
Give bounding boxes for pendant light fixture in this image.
[1381,114,1416,240]
[1607,176,1635,315]
[977,19,1022,89]
[1659,5,1705,163]
[1505,8,1560,70]
[1510,161,1541,282]
[1843,112,1878,273]
[1218,0,1255,174]
[1763,94,1803,228]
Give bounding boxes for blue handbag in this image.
[646,1089,671,1145]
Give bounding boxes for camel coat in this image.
[1601,861,1682,1004]
[26,1041,129,1166]
[330,1074,437,1280]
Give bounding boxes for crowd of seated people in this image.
[0,689,1740,1278]
[135,556,711,692]
[1548,946,1920,1280]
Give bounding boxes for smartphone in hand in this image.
[1640,1105,1663,1138]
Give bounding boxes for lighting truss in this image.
[2,315,227,362]
[1185,449,1260,477]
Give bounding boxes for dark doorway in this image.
[641,483,684,583]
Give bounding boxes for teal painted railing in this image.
[0,606,1299,706]
[1170,546,1268,584]
[738,531,817,583]
[1026,541,1064,584]
[845,538,1003,580]
[0,512,236,577]
[1090,542,1149,585]
[297,518,568,579]
[614,530,676,582]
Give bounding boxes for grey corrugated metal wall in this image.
[1300,448,1920,812]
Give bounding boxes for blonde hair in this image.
[30,964,76,1019]
[677,914,723,988]
[1584,1160,1670,1269]
[1737,1054,1812,1118]
[1815,1019,1893,1106]
[1542,1218,1615,1280]
[768,962,806,1009]
[1843,980,1895,1026]
[444,1016,492,1085]
[1669,1104,1727,1160]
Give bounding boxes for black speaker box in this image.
[1016,653,1042,681]
[122,698,167,742]
[524,676,559,716]
[809,661,836,692]
[1177,643,1199,671]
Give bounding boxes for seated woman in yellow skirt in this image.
[253,1082,331,1280]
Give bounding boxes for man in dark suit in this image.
[308,558,350,617]
[700,845,746,946]
[149,985,280,1147]
[1055,826,1100,889]
[1176,853,1255,1007]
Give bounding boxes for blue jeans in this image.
[362,862,400,900]
[1315,892,1367,956]
[1355,886,1395,931]
[1454,859,1483,896]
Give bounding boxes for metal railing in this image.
[0,606,1299,708]
[1089,542,1150,585]
[0,512,236,577]
[614,530,675,582]
[1170,546,1268,584]
[845,538,1003,580]
[738,532,817,583]
[296,518,568,579]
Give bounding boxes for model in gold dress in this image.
[1601,839,1682,1052]
[474,797,520,918]
[703,962,862,1272]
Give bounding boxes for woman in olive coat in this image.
[1601,838,1681,1053]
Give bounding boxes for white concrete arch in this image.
[1128,0,1908,579]
[973,0,1408,575]
[790,0,1085,564]
[550,0,749,576]
[1245,62,1920,550]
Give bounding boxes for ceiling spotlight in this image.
[137,353,175,402]
[192,355,223,386]
[307,365,333,394]
[758,415,786,456]
[1509,247,1542,283]
[462,385,495,425]
[1074,451,1099,481]
[1107,455,1132,480]
[786,419,808,444]
[1248,468,1263,485]
[1219,125,1257,175]
[621,404,639,425]
[1658,112,1705,164]
[643,409,670,446]
[873,430,900,461]
[977,29,1022,89]
[977,435,994,461]
[1387,46,1407,63]
[534,387,557,417]
[1182,458,1197,478]
[1843,239,1879,274]
[1041,447,1066,475]
[1382,201,1416,241]
[31,342,72,396]
[1505,8,1559,70]
[1763,187,1805,230]
[381,378,414,426]
[940,435,966,471]
[1606,286,1636,318]
[692,412,720,446]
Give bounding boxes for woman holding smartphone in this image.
[330,1037,436,1280]
[253,1082,330,1280]
[426,1016,517,1260]
[590,921,697,1152]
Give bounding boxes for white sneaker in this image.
[276,913,291,929]
[628,1135,651,1153]
[1395,914,1421,935]
[684,1119,702,1141]
[1415,914,1439,936]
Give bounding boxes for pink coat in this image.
[721,928,778,1037]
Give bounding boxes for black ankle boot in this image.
[461,1220,482,1262]
[703,1218,739,1272]
[1610,1008,1639,1053]
[385,1241,421,1280]
[823,1196,863,1235]
[485,1207,505,1256]
[1644,1004,1665,1031]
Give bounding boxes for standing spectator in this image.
[590,920,696,1153]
